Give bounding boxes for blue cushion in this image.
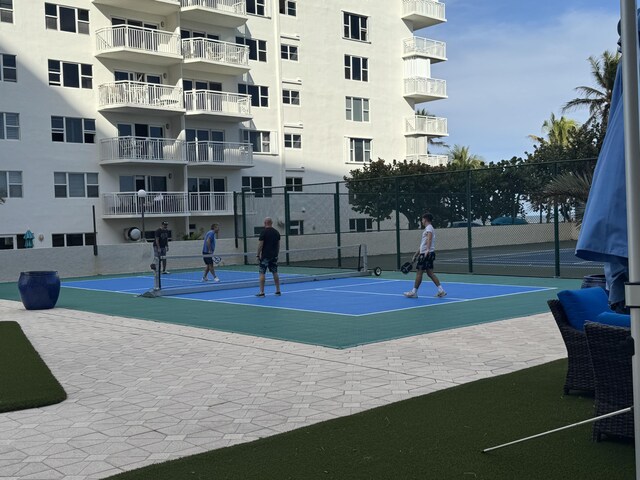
[595,311,631,328]
[557,288,610,331]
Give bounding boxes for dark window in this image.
[285,177,303,192]
[238,84,269,107]
[52,234,65,247]
[62,62,79,88]
[59,7,77,32]
[246,0,265,16]
[242,176,272,198]
[1,54,16,82]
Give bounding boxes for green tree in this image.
[448,145,484,169]
[528,113,579,147]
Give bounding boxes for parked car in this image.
[450,221,483,228]
[490,216,528,226]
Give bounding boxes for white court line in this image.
[61,285,143,295]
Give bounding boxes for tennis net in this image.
[141,243,369,297]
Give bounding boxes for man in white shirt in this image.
[404,212,447,298]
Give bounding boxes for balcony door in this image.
[112,17,159,50]
[186,128,223,162]
[118,123,164,159]
[188,177,226,213]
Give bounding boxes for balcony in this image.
[405,116,448,137]
[404,77,447,101]
[180,0,247,28]
[95,26,182,66]
[184,90,252,121]
[102,191,237,218]
[406,154,450,166]
[100,137,186,165]
[402,0,446,29]
[402,37,446,63]
[182,38,250,75]
[92,0,179,15]
[186,141,253,168]
[98,81,185,115]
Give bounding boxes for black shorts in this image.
[259,257,278,274]
[203,255,213,265]
[416,252,435,271]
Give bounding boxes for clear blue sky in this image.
[419,0,620,162]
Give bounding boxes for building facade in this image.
[0,0,447,248]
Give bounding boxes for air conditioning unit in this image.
[124,227,142,241]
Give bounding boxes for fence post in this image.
[466,170,473,273]
[233,192,239,249]
[395,177,401,270]
[334,182,342,267]
[553,161,561,277]
[284,188,290,265]
[241,189,248,263]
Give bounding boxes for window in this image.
[288,220,303,236]
[52,233,96,248]
[242,176,272,198]
[0,112,19,140]
[346,97,370,122]
[51,117,96,143]
[286,177,303,192]
[279,0,296,16]
[280,44,298,61]
[45,3,89,34]
[344,55,368,81]
[349,218,373,232]
[284,133,302,149]
[48,60,92,88]
[343,12,368,41]
[348,138,372,163]
[0,0,13,23]
[0,54,16,82]
[236,37,267,62]
[54,172,99,198]
[246,0,266,16]
[0,237,15,249]
[242,130,272,153]
[282,89,300,105]
[238,83,269,107]
[0,171,22,198]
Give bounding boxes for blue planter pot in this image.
[581,273,608,292]
[18,271,61,310]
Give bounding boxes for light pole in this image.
[137,189,147,242]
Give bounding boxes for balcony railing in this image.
[405,116,448,136]
[100,137,185,163]
[406,154,450,166]
[96,26,181,57]
[186,141,253,166]
[402,0,446,29]
[181,0,245,15]
[102,191,237,216]
[182,38,249,66]
[184,90,251,117]
[402,37,446,62]
[98,81,184,111]
[404,77,447,100]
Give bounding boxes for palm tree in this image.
[543,170,593,225]
[528,113,579,146]
[448,144,484,169]
[415,107,449,149]
[562,50,620,132]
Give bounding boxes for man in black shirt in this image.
[154,221,170,274]
[256,217,281,297]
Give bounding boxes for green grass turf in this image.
[0,322,67,412]
[0,273,582,349]
[104,359,634,480]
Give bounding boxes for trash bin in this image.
[581,273,608,291]
[17,271,61,310]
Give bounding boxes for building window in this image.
[238,84,269,107]
[346,97,370,122]
[45,3,89,34]
[282,89,300,105]
[0,54,16,82]
[48,60,92,88]
[284,133,302,149]
[349,218,374,232]
[344,55,368,81]
[52,233,96,247]
[343,12,368,42]
[0,0,13,23]
[286,177,303,192]
[51,117,96,143]
[348,138,372,163]
[288,220,303,236]
[54,172,99,198]
[236,36,267,62]
[245,0,266,16]
[279,0,296,16]
[242,176,272,198]
[0,112,19,140]
[0,171,22,198]
[280,44,298,61]
[242,130,272,153]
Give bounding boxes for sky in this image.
[420,0,620,163]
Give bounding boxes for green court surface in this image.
[0,273,581,349]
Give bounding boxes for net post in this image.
[466,170,474,273]
[154,254,161,290]
[335,182,342,267]
[284,188,291,265]
[241,189,248,264]
[395,177,401,270]
[361,244,368,271]
[553,161,561,277]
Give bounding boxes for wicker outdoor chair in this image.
[547,299,595,395]
[584,321,634,441]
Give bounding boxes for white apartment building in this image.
[0,0,447,248]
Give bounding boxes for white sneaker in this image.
[213,276,220,283]
[404,291,418,298]
[436,291,447,298]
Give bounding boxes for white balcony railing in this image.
[103,191,236,216]
[404,77,447,98]
[181,0,245,15]
[186,141,253,166]
[100,137,185,162]
[182,38,249,66]
[184,90,251,116]
[188,192,234,214]
[402,0,446,25]
[407,154,450,166]
[402,37,446,60]
[405,116,448,136]
[95,25,181,56]
[99,81,184,110]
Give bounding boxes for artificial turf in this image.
[106,359,634,480]
[0,322,67,413]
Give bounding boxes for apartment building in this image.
[0,0,447,248]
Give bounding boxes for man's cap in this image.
[162,221,169,225]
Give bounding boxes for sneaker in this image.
[256,292,265,297]
[202,277,209,282]
[275,291,282,296]
[162,271,170,275]
[404,291,418,298]
[436,291,447,298]
[213,277,220,283]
